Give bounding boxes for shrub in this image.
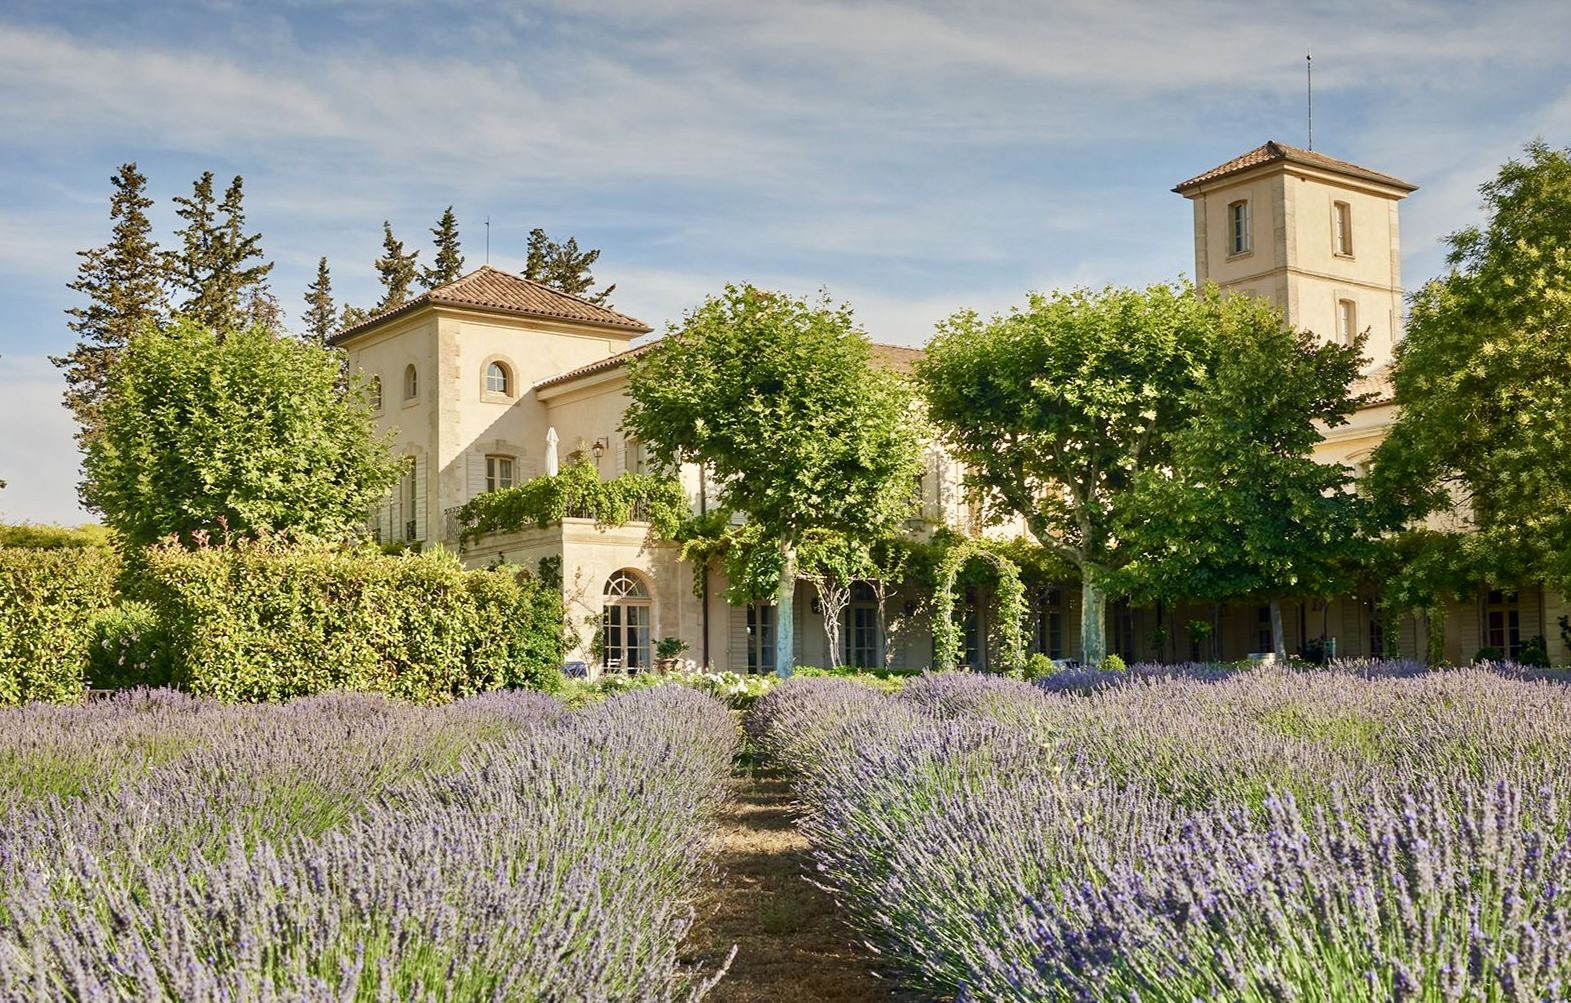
[1473,645,1505,664]
[86,602,172,690]
[0,523,115,550]
[1099,652,1127,672]
[0,546,120,705]
[1024,652,1055,681]
[140,540,562,702]
[1520,634,1551,667]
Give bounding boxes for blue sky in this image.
[2,0,1568,523]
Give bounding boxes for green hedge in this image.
[0,546,121,705]
[140,541,563,702]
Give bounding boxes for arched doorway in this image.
[603,569,653,673]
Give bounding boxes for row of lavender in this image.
[750,665,1571,1001]
[0,685,737,1000]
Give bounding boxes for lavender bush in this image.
[753,665,1571,1000]
[0,686,736,1000]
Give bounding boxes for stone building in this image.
[332,141,1570,673]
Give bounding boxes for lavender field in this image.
[0,686,737,1000]
[751,664,1571,1001]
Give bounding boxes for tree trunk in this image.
[1270,598,1286,662]
[1080,569,1107,668]
[775,540,797,678]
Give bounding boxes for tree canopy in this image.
[422,207,465,289]
[1370,140,1571,595]
[524,227,615,305]
[83,318,403,549]
[166,173,276,333]
[374,221,420,313]
[301,257,336,344]
[1116,297,1375,658]
[52,163,166,437]
[919,281,1242,667]
[623,285,923,675]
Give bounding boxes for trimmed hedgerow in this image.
[140,539,563,702]
[0,546,120,705]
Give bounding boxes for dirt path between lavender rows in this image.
[686,758,903,1003]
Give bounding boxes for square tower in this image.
[1174,141,1417,369]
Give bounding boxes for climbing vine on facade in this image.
[931,538,1027,673]
[457,461,688,545]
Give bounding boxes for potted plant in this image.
[655,636,689,672]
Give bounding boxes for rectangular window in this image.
[1334,200,1353,256]
[485,454,515,492]
[1229,200,1251,255]
[624,437,647,476]
[963,588,984,669]
[1033,587,1063,659]
[402,459,419,541]
[1257,605,1273,653]
[1338,298,1358,344]
[746,603,776,675]
[1485,589,1522,658]
[843,589,879,669]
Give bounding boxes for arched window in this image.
[485,361,511,396]
[602,570,652,672]
[368,375,383,412]
[403,364,418,401]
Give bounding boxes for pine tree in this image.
[166,172,276,333]
[523,227,616,305]
[302,257,336,343]
[51,162,166,434]
[422,207,465,289]
[374,221,420,312]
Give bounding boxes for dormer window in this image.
[1333,201,1353,256]
[1228,200,1251,255]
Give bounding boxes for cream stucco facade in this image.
[335,144,1568,674]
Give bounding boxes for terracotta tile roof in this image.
[1352,364,1396,407]
[533,343,657,392]
[331,265,651,344]
[532,339,926,393]
[1173,141,1417,194]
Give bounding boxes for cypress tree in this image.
[523,227,616,305]
[302,257,336,343]
[51,162,166,434]
[374,221,420,312]
[422,207,465,289]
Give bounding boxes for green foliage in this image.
[1023,652,1055,681]
[374,221,420,312]
[0,523,115,550]
[655,637,689,661]
[83,319,403,548]
[422,207,465,289]
[139,539,562,702]
[1473,646,1505,664]
[918,281,1229,668]
[0,547,121,705]
[624,284,924,674]
[456,461,688,545]
[1100,653,1127,672]
[1116,292,1374,621]
[86,602,172,690]
[167,172,277,333]
[1372,142,1571,596]
[930,537,1027,674]
[52,162,166,434]
[1520,635,1551,668]
[524,227,614,305]
[301,257,335,344]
